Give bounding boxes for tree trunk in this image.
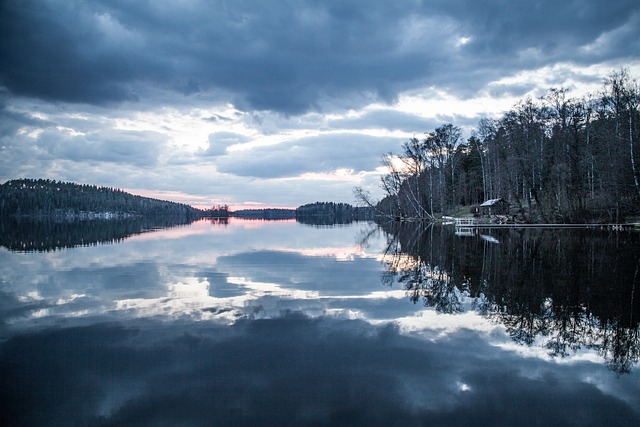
[629,113,640,197]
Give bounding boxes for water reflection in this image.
[0,216,206,252]
[0,219,391,330]
[379,222,640,373]
[1,219,639,425]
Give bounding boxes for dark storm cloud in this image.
[0,0,142,105]
[0,102,49,177]
[1,314,638,426]
[1,0,637,114]
[330,109,442,133]
[430,0,638,59]
[0,93,52,136]
[201,132,249,157]
[215,133,400,178]
[36,129,165,167]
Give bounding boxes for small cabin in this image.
[478,198,509,216]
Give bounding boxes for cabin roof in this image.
[480,198,505,207]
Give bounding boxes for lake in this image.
[1,218,639,426]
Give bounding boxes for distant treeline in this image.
[0,178,211,219]
[203,205,230,218]
[359,69,640,223]
[0,179,374,224]
[296,202,374,225]
[230,209,296,220]
[228,203,374,223]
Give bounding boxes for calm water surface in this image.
[1,218,639,426]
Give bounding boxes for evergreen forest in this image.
[0,178,224,219]
[230,209,296,220]
[296,202,374,225]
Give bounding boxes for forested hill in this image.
[0,179,204,219]
[296,202,374,224]
[230,208,296,220]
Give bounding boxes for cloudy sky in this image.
[1,0,639,209]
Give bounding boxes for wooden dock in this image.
[454,218,476,227]
[452,218,635,230]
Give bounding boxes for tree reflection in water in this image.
[0,216,225,252]
[378,222,640,373]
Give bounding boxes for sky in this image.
[1,0,639,210]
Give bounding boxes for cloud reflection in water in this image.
[1,219,639,425]
[1,313,639,427]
